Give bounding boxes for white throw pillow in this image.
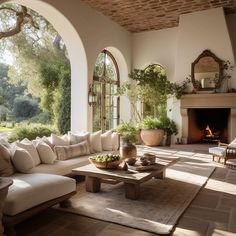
[11,147,35,173]
[51,133,69,146]
[0,143,15,176]
[36,136,54,150]
[16,139,41,166]
[36,141,57,164]
[0,138,11,149]
[89,130,102,153]
[112,132,119,151]
[68,131,90,144]
[101,130,113,151]
[229,138,236,148]
[54,141,90,160]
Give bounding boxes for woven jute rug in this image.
[56,149,215,235]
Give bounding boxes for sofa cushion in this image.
[3,173,76,216]
[30,150,116,175]
[54,141,90,160]
[36,136,54,150]
[16,139,41,166]
[68,132,90,154]
[36,141,57,164]
[51,133,69,146]
[90,130,102,153]
[209,147,226,157]
[11,147,35,173]
[112,132,119,151]
[0,138,11,149]
[0,143,15,176]
[68,132,89,144]
[101,130,113,151]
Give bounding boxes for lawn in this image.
[0,126,14,132]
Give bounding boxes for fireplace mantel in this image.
[181,93,236,109]
[180,93,236,143]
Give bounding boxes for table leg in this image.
[154,169,166,179]
[124,183,140,200]
[85,176,101,192]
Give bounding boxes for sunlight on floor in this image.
[205,178,236,195]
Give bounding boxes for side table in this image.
[0,178,13,236]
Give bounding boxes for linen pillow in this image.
[0,143,15,176]
[68,132,90,154]
[229,138,236,148]
[36,141,57,164]
[68,131,90,144]
[112,132,119,151]
[36,136,54,150]
[11,147,35,173]
[0,138,11,149]
[89,130,102,153]
[51,133,69,146]
[101,130,113,151]
[54,141,90,160]
[16,139,41,166]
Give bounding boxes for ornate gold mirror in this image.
[191,50,223,91]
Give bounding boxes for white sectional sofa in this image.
[0,130,119,234]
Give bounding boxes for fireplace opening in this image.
[188,108,230,143]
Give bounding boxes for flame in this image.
[205,125,214,137]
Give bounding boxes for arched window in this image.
[142,64,167,118]
[92,50,120,132]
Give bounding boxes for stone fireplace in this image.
[180,93,236,144]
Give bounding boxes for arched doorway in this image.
[5,0,88,132]
[92,50,120,132]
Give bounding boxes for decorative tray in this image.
[128,161,164,171]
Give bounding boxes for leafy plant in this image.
[140,116,178,136]
[140,117,163,130]
[115,123,137,144]
[8,123,58,142]
[222,60,234,92]
[159,116,178,135]
[117,64,190,121]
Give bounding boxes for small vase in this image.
[119,142,137,160]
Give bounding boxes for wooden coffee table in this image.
[72,156,179,200]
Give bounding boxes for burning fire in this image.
[205,125,214,138]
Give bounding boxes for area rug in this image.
[56,153,215,235]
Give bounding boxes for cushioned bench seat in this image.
[30,157,90,176]
[29,151,116,176]
[3,173,76,216]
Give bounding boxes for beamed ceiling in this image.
[81,0,236,32]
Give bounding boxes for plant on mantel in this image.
[222,60,234,93]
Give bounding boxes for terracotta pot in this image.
[140,129,164,146]
[119,143,137,160]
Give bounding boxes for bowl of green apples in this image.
[89,154,121,169]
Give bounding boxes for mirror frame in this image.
[191,50,223,91]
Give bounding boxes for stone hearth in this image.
[180,93,236,143]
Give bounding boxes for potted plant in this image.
[115,123,137,159]
[140,117,165,146]
[160,116,178,146]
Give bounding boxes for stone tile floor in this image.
[15,145,236,236]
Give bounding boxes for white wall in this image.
[132,7,236,140]
[1,0,132,131]
[132,27,178,81]
[175,7,234,84]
